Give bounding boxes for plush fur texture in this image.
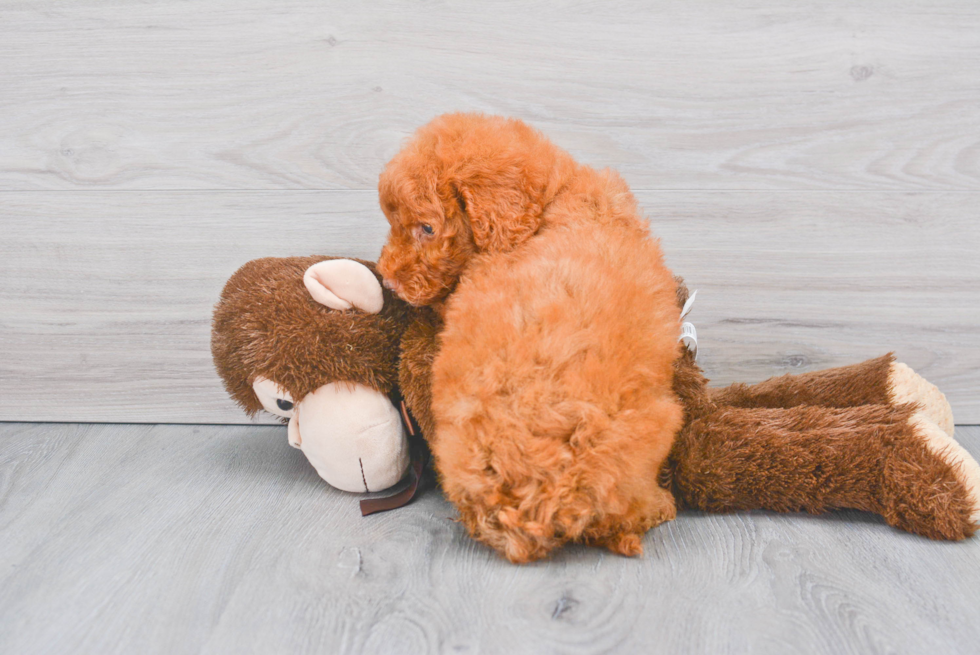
[212,255,979,561]
[377,113,686,562]
[211,256,418,416]
[397,306,443,440]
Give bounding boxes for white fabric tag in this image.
[680,290,698,320]
[678,289,698,359]
[680,322,698,359]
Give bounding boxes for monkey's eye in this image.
[276,399,294,411]
[420,223,434,235]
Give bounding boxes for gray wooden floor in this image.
[2,422,979,655]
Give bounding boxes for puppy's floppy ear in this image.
[445,116,567,254]
[304,259,384,314]
[452,176,544,254]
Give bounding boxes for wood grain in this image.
[2,0,978,424]
[1,422,979,654]
[2,190,977,424]
[0,191,388,424]
[1,1,979,191]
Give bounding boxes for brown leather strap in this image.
[399,400,416,436]
[358,396,429,516]
[359,455,424,516]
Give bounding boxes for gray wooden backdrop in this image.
[2,0,978,424]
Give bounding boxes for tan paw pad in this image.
[911,412,980,524]
[889,362,954,437]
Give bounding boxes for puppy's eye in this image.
[276,399,294,411]
[421,223,434,235]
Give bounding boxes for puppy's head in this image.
[377,113,569,305]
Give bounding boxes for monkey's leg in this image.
[709,354,953,436]
[669,403,979,539]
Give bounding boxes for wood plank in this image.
[0,191,387,424]
[1,1,979,191]
[1,422,979,654]
[652,190,980,418]
[1,190,977,423]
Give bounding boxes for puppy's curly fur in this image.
[378,113,683,562]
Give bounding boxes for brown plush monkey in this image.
[212,256,436,504]
[213,257,980,556]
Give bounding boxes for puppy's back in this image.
[430,221,683,562]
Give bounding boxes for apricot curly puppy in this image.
[377,113,683,562]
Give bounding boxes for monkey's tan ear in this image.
[303,259,384,314]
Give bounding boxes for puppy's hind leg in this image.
[576,397,681,558]
[583,485,677,557]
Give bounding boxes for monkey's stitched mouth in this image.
[359,458,369,492]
